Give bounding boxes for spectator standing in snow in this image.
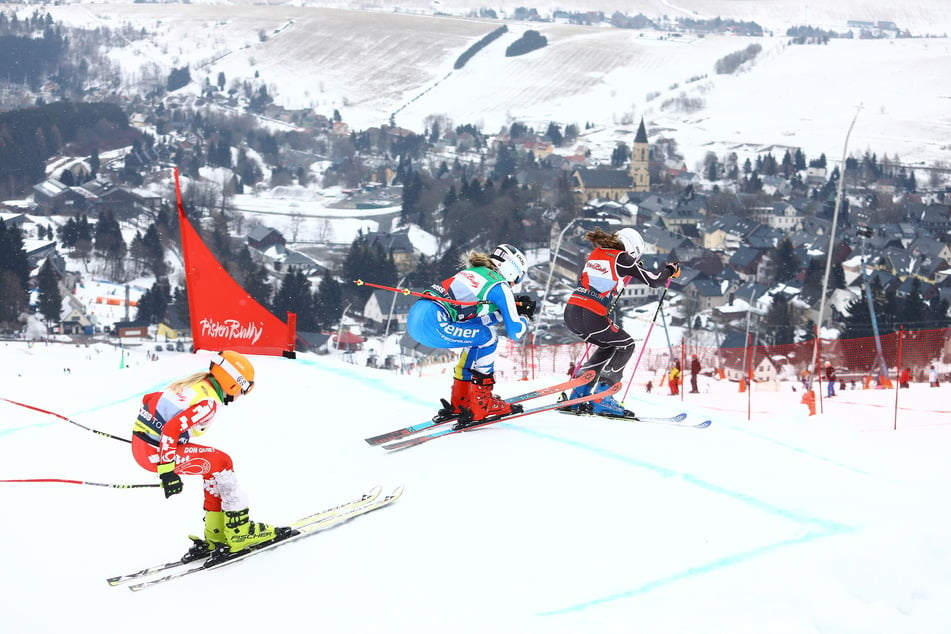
[669,360,681,396]
[824,361,836,398]
[689,354,701,393]
[899,368,911,389]
[929,365,940,387]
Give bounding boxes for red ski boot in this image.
[458,371,523,426]
[434,378,471,422]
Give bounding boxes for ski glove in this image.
[157,462,183,498]
[515,295,537,320]
[665,261,682,279]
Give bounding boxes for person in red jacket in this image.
[131,351,294,561]
[899,367,911,389]
[561,227,680,416]
[689,354,702,393]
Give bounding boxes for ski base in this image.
[382,382,623,451]
[559,407,711,428]
[364,371,596,446]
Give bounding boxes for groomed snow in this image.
[2,340,950,633]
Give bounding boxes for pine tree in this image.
[772,238,800,284]
[36,258,62,330]
[171,286,190,327]
[89,147,100,178]
[0,220,30,327]
[0,219,30,289]
[899,278,926,330]
[272,269,314,329]
[75,214,93,264]
[764,292,795,345]
[136,277,171,324]
[313,270,344,330]
[243,264,272,311]
[142,224,166,277]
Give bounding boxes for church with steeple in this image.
[571,117,650,204]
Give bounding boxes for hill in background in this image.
[40,0,951,170]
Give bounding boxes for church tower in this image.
[629,118,650,192]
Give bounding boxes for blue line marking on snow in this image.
[0,423,54,437]
[506,427,852,616]
[294,357,434,407]
[516,427,845,530]
[537,528,850,617]
[724,424,895,482]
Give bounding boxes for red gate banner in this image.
[175,169,296,358]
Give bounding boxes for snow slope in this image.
[2,341,950,633]
[35,1,951,171]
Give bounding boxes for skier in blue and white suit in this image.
[407,244,534,424]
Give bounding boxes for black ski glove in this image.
[665,261,682,278]
[515,295,537,320]
[157,463,183,498]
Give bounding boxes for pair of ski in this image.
[108,485,402,591]
[365,371,704,451]
[559,407,712,428]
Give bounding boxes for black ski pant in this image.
[564,304,635,387]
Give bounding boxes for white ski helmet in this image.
[616,228,645,259]
[490,244,528,285]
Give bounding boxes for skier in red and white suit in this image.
[131,351,292,558]
[562,228,679,416]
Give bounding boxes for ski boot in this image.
[434,378,470,423]
[589,381,632,418]
[559,383,592,413]
[455,371,522,428]
[182,509,228,563]
[209,509,297,561]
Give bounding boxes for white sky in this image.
[1,339,950,633]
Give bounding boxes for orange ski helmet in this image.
[210,351,255,397]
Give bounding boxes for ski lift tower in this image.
[857,223,890,380]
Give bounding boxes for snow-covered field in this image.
[1,340,950,633]
[32,0,951,173]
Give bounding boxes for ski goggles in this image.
[212,353,255,395]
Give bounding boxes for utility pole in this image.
[539,217,582,325]
[382,276,407,367]
[857,224,889,379]
[811,104,862,373]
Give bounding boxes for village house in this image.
[364,229,417,273]
[362,288,417,332]
[247,226,287,255]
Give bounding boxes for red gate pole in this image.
[894,325,904,431]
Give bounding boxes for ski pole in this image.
[623,278,672,401]
[0,397,132,444]
[354,279,537,311]
[354,280,486,306]
[0,478,159,488]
